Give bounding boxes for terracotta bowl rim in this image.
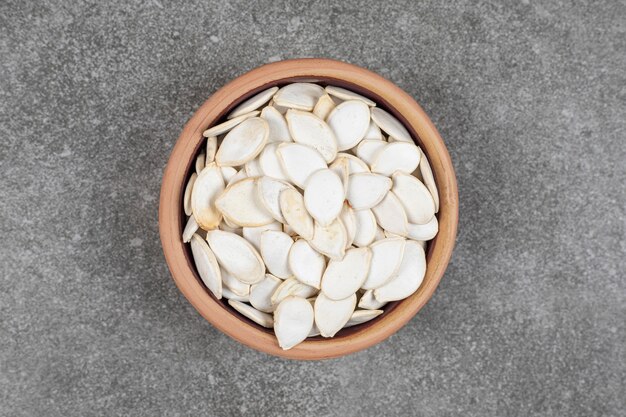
[159,58,458,360]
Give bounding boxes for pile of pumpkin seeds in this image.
[183,83,439,350]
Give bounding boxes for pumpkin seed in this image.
[190,234,222,299]
[346,172,392,210]
[260,106,292,142]
[419,151,439,213]
[361,237,406,290]
[183,172,197,216]
[328,156,350,193]
[339,203,356,249]
[371,142,421,176]
[288,239,325,289]
[259,143,289,181]
[220,166,238,183]
[249,274,283,313]
[371,191,408,236]
[215,117,269,166]
[195,153,206,174]
[202,110,260,137]
[191,164,224,230]
[242,222,282,252]
[221,267,250,297]
[325,85,376,106]
[357,290,386,310]
[260,230,294,279]
[363,121,383,141]
[304,169,344,226]
[276,143,327,188]
[271,278,318,306]
[206,136,217,165]
[227,86,278,119]
[326,100,370,151]
[274,296,314,350]
[256,176,296,223]
[215,177,274,227]
[352,209,377,247]
[374,240,426,302]
[286,109,337,163]
[227,168,247,186]
[315,292,357,337]
[313,93,336,120]
[244,157,264,177]
[273,83,325,111]
[370,107,413,143]
[406,215,438,241]
[206,230,265,284]
[334,153,370,174]
[321,247,371,300]
[343,309,383,328]
[309,218,347,261]
[182,215,199,243]
[222,287,250,302]
[355,139,387,166]
[391,172,435,225]
[279,188,315,240]
[228,299,274,328]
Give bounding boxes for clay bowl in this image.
[159,58,458,360]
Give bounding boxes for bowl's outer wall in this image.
[159,58,458,360]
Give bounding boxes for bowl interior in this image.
[160,59,458,359]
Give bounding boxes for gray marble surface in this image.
[1,1,624,416]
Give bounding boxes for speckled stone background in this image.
[1,0,625,416]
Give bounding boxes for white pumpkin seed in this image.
[227,168,247,186]
[279,188,315,240]
[285,109,337,163]
[406,215,438,241]
[352,209,377,247]
[259,143,289,181]
[304,169,344,226]
[363,120,383,141]
[245,157,264,177]
[249,274,283,313]
[329,156,350,193]
[222,287,250,302]
[260,106,292,143]
[346,172,392,210]
[220,166,238,183]
[374,226,386,241]
[274,296,314,350]
[288,239,325,289]
[219,219,243,235]
[195,153,206,174]
[221,267,250,297]
[325,85,376,106]
[206,136,217,165]
[310,218,347,261]
[228,299,274,328]
[190,234,222,299]
[215,117,269,166]
[312,93,336,120]
[215,177,274,227]
[314,292,357,337]
[326,100,370,151]
[392,172,436,225]
[361,237,406,290]
[183,172,197,216]
[182,215,199,243]
[371,142,421,176]
[191,164,224,230]
[339,203,356,249]
[271,278,318,306]
[276,143,327,188]
[374,240,426,302]
[321,247,371,300]
[419,151,439,213]
[273,83,325,111]
[260,230,294,279]
[355,139,387,166]
[335,153,370,174]
[227,86,279,119]
[372,191,408,236]
[343,309,383,328]
[202,110,260,137]
[370,107,413,143]
[257,176,296,223]
[206,230,265,284]
[357,289,387,310]
[242,221,282,252]
[308,323,321,337]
